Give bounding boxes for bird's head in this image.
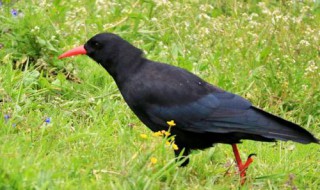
[59,33,142,73]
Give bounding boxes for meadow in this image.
[0,0,319,189]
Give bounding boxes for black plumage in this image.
[59,33,319,181]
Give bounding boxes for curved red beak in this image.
[58,45,87,59]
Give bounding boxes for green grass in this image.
[1,0,320,189]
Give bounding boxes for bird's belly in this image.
[171,128,243,150]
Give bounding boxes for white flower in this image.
[305,60,318,74]
[299,40,310,47]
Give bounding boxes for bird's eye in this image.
[92,41,102,49]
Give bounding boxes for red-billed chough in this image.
[59,33,319,184]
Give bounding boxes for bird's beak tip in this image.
[58,45,87,59]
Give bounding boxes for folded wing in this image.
[148,91,319,144]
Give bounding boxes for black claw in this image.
[248,153,257,159]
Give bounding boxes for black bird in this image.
[59,33,319,183]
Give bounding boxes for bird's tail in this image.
[251,106,319,144]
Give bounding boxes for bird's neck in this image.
[105,51,145,86]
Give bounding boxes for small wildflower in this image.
[153,131,163,137]
[305,60,318,75]
[4,114,10,121]
[11,9,18,17]
[150,157,157,164]
[155,130,171,137]
[172,143,179,150]
[163,131,171,137]
[31,26,40,33]
[167,120,176,127]
[45,117,51,124]
[165,140,179,150]
[140,134,147,139]
[299,39,310,47]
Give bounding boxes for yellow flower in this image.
[150,157,157,164]
[152,131,163,137]
[140,134,147,139]
[172,143,179,150]
[165,141,170,146]
[152,131,171,137]
[164,131,171,137]
[167,120,176,127]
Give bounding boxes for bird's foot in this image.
[238,154,256,184]
[231,144,256,185]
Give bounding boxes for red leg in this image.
[243,153,256,171]
[232,144,243,170]
[231,144,256,185]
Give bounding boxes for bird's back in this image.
[117,60,319,147]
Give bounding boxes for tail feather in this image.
[251,106,319,144]
[191,106,319,144]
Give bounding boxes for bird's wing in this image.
[147,89,253,132]
[146,87,317,144]
[129,62,318,144]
